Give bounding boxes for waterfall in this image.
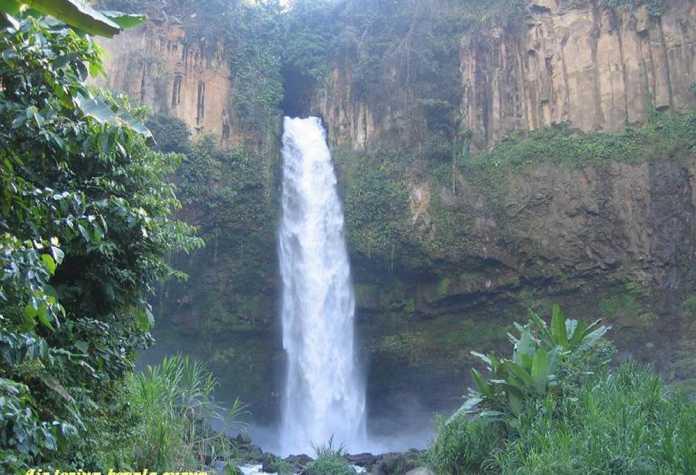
[278,116,366,455]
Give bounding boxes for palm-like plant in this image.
[450,305,610,422]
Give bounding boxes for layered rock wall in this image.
[462,0,696,149]
[97,21,238,146]
[313,0,696,151]
[388,157,696,314]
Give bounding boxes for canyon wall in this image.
[97,20,241,147]
[312,0,696,151]
[99,1,696,151]
[99,0,696,418]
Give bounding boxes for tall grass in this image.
[429,363,696,474]
[127,354,245,471]
[429,306,696,474]
[494,363,696,474]
[428,415,504,474]
[305,437,357,475]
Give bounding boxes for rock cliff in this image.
[98,0,696,421]
[313,0,696,151]
[97,20,240,147]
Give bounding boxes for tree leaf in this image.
[471,368,493,398]
[76,94,152,138]
[134,307,154,332]
[41,375,74,402]
[40,253,56,275]
[101,10,145,29]
[0,0,22,16]
[531,347,550,395]
[27,0,121,37]
[551,304,568,347]
[1,11,20,28]
[36,303,54,330]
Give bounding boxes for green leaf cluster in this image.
[305,437,357,475]
[1,0,145,37]
[452,305,611,421]
[0,15,200,471]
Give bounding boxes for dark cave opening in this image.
[281,65,314,118]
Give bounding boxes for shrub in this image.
[428,415,503,475]
[0,14,201,471]
[125,355,245,471]
[494,363,696,473]
[429,304,696,474]
[456,305,611,419]
[305,438,357,475]
[266,456,294,475]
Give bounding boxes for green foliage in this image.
[453,305,610,420]
[1,0,144,37]
[123,355,244,471]
[154,135,276,335]
[305,438,357,475]
[282,0,335,82]
[147,113,192,155]
[427,415,503,475]
[0,15,200,471]
[471,112,696,169]
[266,456,294,475]
[430,308,696,474]
[601,0,667,17]
[335,148,410,268]
[493,364,696,474]
[225,1,284,131]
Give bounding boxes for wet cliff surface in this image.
[102,0,696,430]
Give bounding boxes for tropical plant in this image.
[305,437,357,475]
[427,414,503,475]
[0,12,200,471]
[451,305,611,420]
[127,355,246,471]
[493,363,696,474]
[1,0,144,37]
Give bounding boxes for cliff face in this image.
[462,0,696,149]
[97,21,240,147]
[98,0,696,419]
[313,0,696,151]
[354,157,696,313]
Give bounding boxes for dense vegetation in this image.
[428,306,696,474]
[0,6,216,471]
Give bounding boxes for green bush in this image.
[305,439,357,475]
[266,456,294,475]
[428,415,503,475]
[494,363,696,473]
[429,305,696,474]
[124,355,244,471]
[456,305,610,419]
[0,15,201,471]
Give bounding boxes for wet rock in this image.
[285,453,314,471]
[347,453,378,468]
[230,434,265,463]
[370,450,422,475]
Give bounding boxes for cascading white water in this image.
[278,116,366,455]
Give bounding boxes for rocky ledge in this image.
[231,434,431,475]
